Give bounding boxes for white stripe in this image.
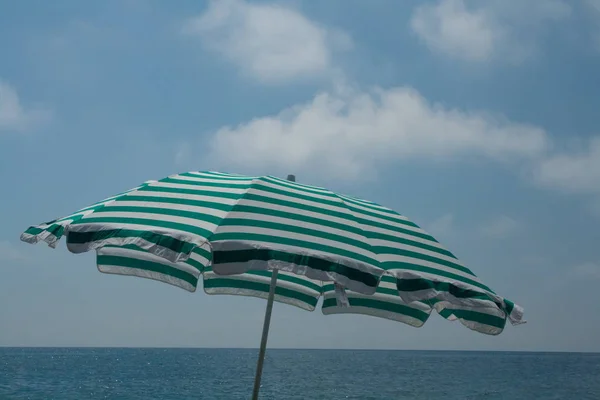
[372,239,464,267]
[392,270,492,296]
[249,187,350,215]
[97,247,201,276]
[211,240,379,270]
[375,279,398,290]
[211,257,379,296]
[81,211,219,233]
[338,194,402,214]
[434,301,505,318]
[255,179,337,203]
[66,221,208,244]
[125,189,239,205]
[189,171,256,180]
[55,207,105,223]
[354,212,430,236]
[342,199,411,223]
[366,224,444,250]
[263,176,330,194]
[189,250,210,267]
[237,199,360,229]
[103,200,229,219]
[223,211,367,243]
[171,174,253,186]
[148,181,248,195]
[204,272,321,297]
[382,255,481,283]
[213,225,375,258]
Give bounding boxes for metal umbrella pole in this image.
[251,174,296,400]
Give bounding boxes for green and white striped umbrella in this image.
[21,170,524,399]
[21,170,523,335]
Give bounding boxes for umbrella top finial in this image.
[286,174,296,182]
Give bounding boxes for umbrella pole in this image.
[251,269,279,400]
[251,174,295,400]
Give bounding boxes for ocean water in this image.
[0,348,599,399]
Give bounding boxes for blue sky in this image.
[1,0,599,352]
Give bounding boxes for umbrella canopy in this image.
[21,170,523,335]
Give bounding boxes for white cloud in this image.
[427,214,455,237]
[182,0,352,84]
[480,215,519,238]
[588,0,600,13]
[0,241,27,263]
[534,137,600,194]
[0,81,50,133]
[572,262,600,280]
[200,84,548,180]
[585,0,600,51]
[410,0,571,63]
[410,0,495,62]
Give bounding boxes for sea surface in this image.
[0,348,599,399]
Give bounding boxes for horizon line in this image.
[1,346,598,354]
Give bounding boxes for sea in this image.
[0,348,598,399]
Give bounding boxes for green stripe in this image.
[103,244,207,272]
[211,233,379,278]
[138,185,242,200]
[212,248,379,289]
[180,172,255,182]
[322,298,430,322]
[437,308,506,330]
[503,299,515,315]
[24,224,65,239]
[253,182,418,229]
[96,202,454,264]
[338,194,385,210]
[101,196,443,257]
[119,195,233,212]
[397,278,498,302]
[210,233,379,268]
[376,247,473,276]
[54,183,151,222]
[70,216,213,238]
[251,183,345,208]
[231,204,364,236]
[229,205,447,261]
[370,232,455,259]
[193,246,212,262]
[95,205,224,225]
[24,226,45,236]
[163,177,253,189]
[195,171,255,180]
[340,195,412,220]
[67,229,197,255]
[387,262,492,293]
[258,178,393,219]
[218,218,371,252]
[236,192,438,244]
[204,278,318,308]
[341,201,419,228]
[97,254,198,287]
[262,176,335,197]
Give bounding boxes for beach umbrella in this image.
[20,170,524,399]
